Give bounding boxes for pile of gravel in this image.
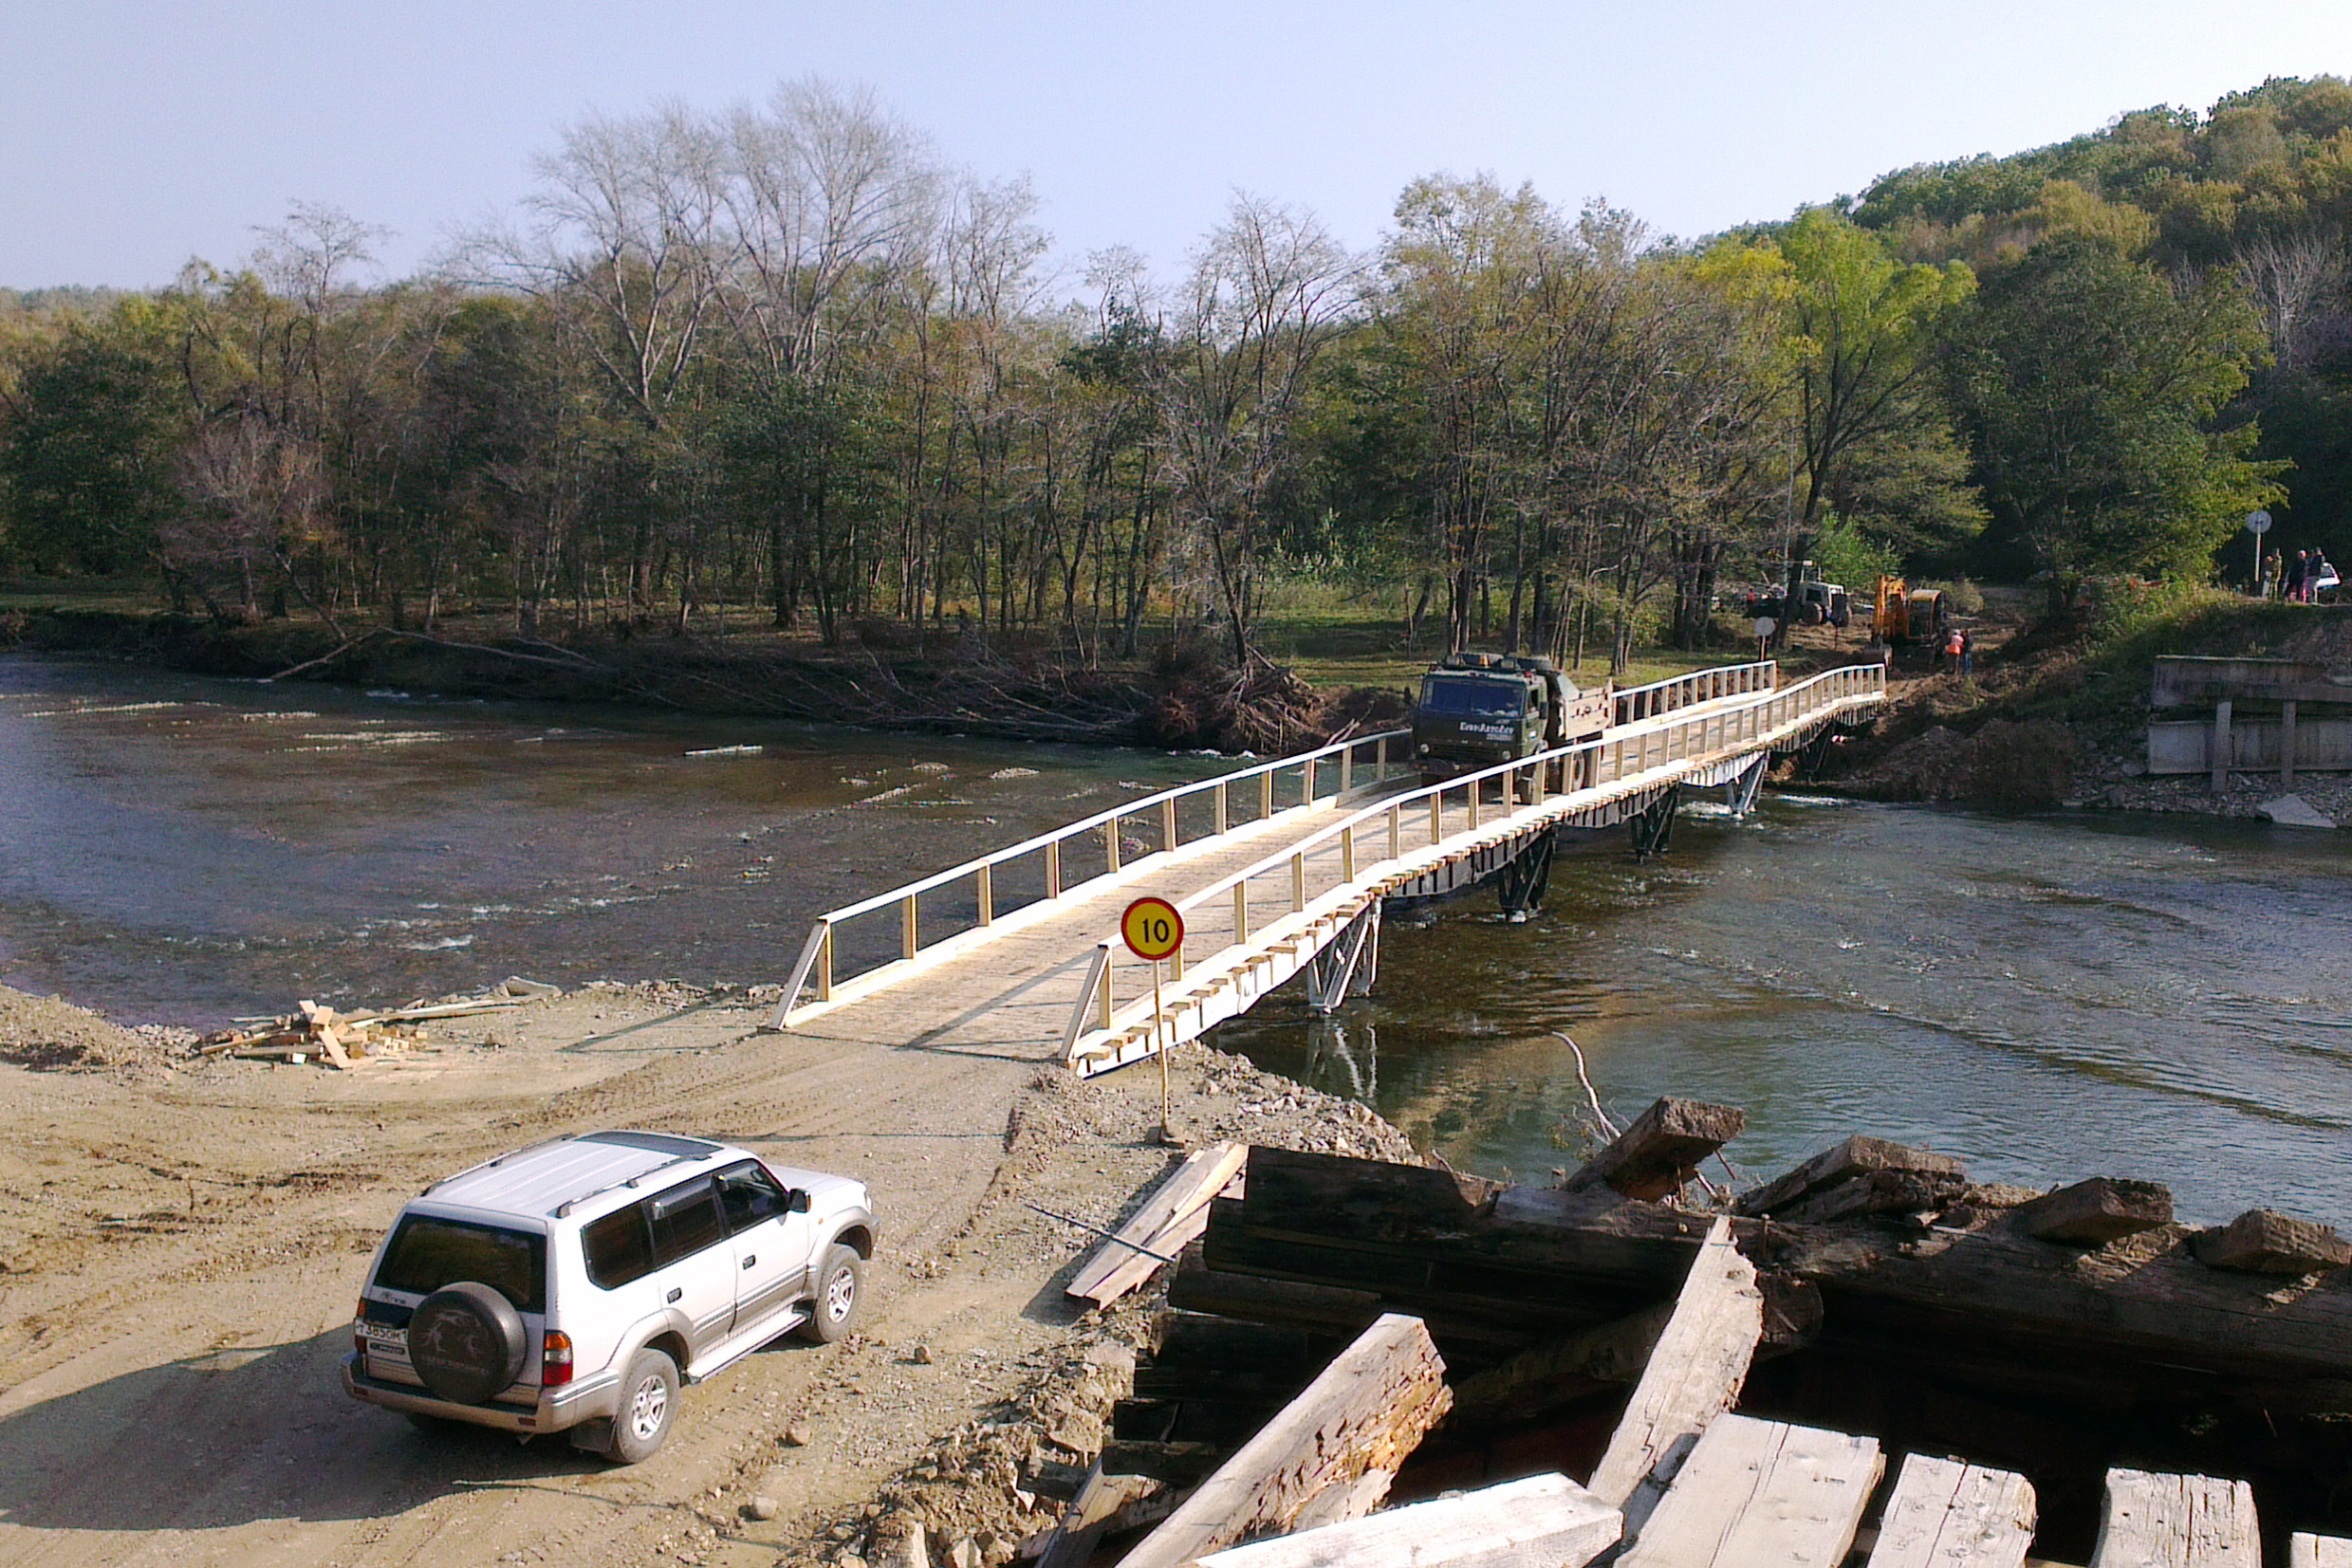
[0,985,187,1081]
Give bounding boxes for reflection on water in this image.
[8,653,2350,1226]
[1217,796,2352,1226]
[0,655,1212,1022]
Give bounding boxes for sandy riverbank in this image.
[0,979,1416,1568]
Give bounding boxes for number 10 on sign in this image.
[1122,897,1185,1140]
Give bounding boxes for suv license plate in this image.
[363,1321,406,1345]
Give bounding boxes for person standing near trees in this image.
[2262,550,2283,599]
[2287,550,2311,603]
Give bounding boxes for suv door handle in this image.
[666,1287,683,1303]
[742,1255,756,1268]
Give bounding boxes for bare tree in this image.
[1158,194,1360,662]
[2235,225,2346,375]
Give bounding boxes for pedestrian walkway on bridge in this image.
[769,660,1884,1077]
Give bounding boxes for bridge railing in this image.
[1063,661,1883,1059]
[772,726,1412,1024]
[1614,659,1776,725]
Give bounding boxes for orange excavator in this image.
[1872,576,1950,646]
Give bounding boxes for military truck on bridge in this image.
[1410,653,1613,785]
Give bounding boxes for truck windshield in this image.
[374,1215,547,1313]
[1419,676,1525,720]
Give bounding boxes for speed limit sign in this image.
[1122,896,1184,960]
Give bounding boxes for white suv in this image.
[343,1130,877,1463]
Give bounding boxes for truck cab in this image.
[1411,654,1609,783]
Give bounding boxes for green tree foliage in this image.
[1947,235,2281,581]
[0,303,185,577]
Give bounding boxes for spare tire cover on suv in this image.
[408,1282,528,1405]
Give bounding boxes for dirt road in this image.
[0,981,1407,1568]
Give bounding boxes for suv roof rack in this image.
[552,1147,726,1219]
[421,1134,576,1195]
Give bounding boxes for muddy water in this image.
[7,653,2349,1223]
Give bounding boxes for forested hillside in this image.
[0,77,2334,673]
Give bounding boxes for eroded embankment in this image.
[4,606,1405,755]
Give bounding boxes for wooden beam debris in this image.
[1738,1135,1965,1218]
[1450,1301,1676,1429]
[1587,1216,1765,1537]
[1774,1168,1970,1227]
[2088,1469,2259,1566]
[2016,1178,2174,1246]
[2292,1534,2352,1567]
[1068,1142,1248,1308]
[1562,1098,1746,1202]
[2192,1209,2352,1275]
[1615,1414,1882,1568]
[1118,1314,1452,1568]
[1865,1454,2036,1568]
[1194,1472,1620,1568]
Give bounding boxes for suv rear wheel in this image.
[605,1348,679,1464]
[799,1245,864,1344]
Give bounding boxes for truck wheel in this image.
[1800,601,1824,627]
[800,1245,865,1344]
[604,1348,678,1465]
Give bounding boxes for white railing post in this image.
[977,863,992,927]
[1261,770,1274,820]
[1342,745,1354,793]
[1291,853,1306,913]
[1162,798,1178,855]
[1389,802,1402,859]
[1105,818,1121,873]
[1234,882,1250,943]
[1046,839,1062,898]
[901,895,918,961]
[1214,781,1228,835]
[1376,735,1388,774]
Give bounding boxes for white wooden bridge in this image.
[769,660,1885,1077]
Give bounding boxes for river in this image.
[6,653,2348,1224]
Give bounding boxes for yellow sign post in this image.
[1121,896,1185,1141]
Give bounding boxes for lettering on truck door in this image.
[717,1160,813,1335]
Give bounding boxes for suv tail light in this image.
[542,1330,574,1387]
[353,1300,367,1355]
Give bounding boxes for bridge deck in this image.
[774,661,1883,1075]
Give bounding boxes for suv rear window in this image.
[374,1215,546,1313]
[583,1204,656,1289]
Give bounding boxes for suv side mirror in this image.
[787,1190,811,1213]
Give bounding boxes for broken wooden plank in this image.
[1166,1245,1384,1334]
[1738,1135,1965,1218]
[2192,1209,2352,1275]
[1118,1314,1452,1568]
[1563,1098,1746,1203]
[1069,1142,1248,1306]
[1775,1168,1970,1227]
[374,998,525,1023]
[1034,1461,1153,1568]
[2088,1469,2258,1566]
[1865,1453,2036,1568]
[2291,1533,2352,1567]
[1449,1300,1676,1428]
[1195,1471,1620,1568]
[1587,1215,1765,1537]
[1615,1413,1882,1567]
[2016,1179,2174,1246]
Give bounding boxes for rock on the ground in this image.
[2261,794,2339,827]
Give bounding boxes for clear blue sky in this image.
[4,1,2349,292]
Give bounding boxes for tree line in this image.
[0,76,2308,673]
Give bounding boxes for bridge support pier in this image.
[1796,726,1840,781]
[1629,787,1680,860]
[1723,758,1768,818]
[1494,826,1558,922]
[1306,903,1380,1014]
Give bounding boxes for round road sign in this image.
[1121,896,1184,961]
[2248,510,2273,533]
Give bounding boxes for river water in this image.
[6,654,2349,1224]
